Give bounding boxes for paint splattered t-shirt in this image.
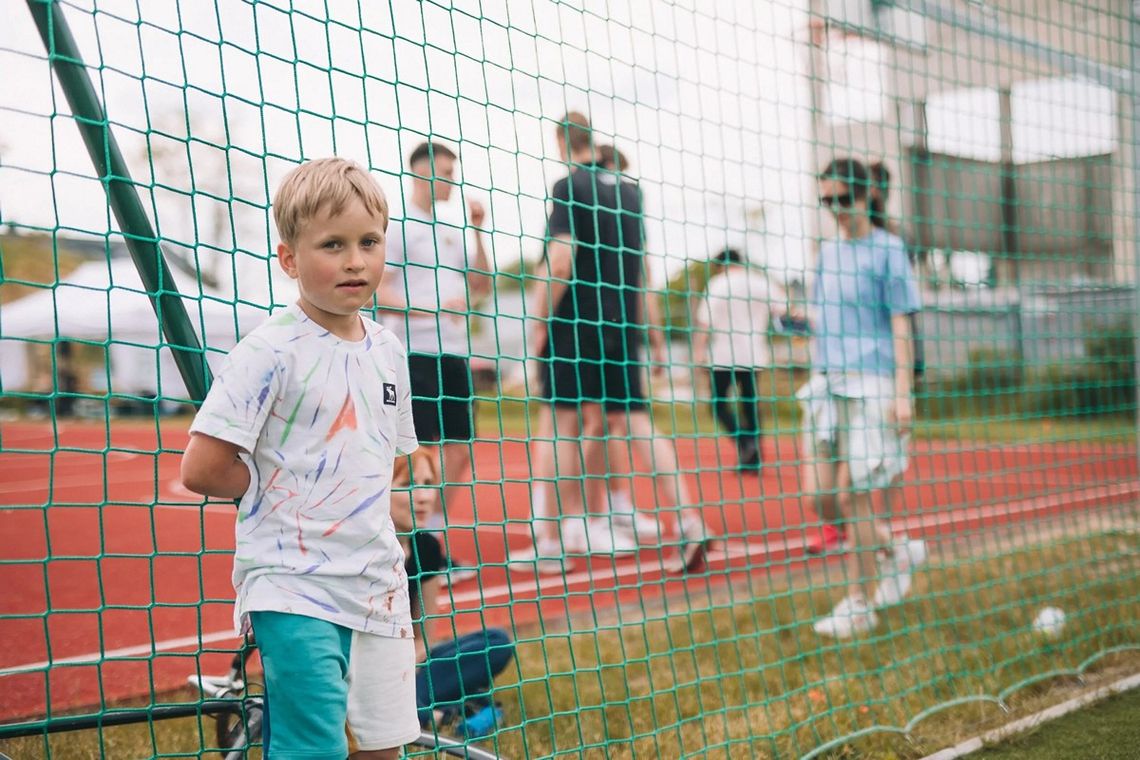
[190,303,419,638]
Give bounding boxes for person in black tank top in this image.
[511,112,716,575]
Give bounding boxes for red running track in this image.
[0,419,1136,720]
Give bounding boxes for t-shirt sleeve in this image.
[189,337,281,452]
[393,340,419,456]
[882,237,922,315]
[546,176,572,239]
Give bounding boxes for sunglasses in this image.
[819,193,856,208]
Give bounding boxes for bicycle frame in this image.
[0,641,506,760]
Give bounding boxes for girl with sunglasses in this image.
[800,158,927,639]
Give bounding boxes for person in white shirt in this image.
[376,142,491,585]
[692,248,788,472]
[181,157,420,758]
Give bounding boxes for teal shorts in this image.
[251,611,419,759]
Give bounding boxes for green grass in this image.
[974,686,1140,760]
[475,395,1137,445]
[4,529,1137,759]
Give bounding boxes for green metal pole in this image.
[27,0,212,402]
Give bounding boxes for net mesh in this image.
[1,1,1138,758]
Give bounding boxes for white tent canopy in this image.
[0,257,272,399]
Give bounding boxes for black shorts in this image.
[541,327,647,409]
[408,354,475,443]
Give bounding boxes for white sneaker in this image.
[585,517,639,555]
[872,538,927,609]
[673,517,716,574]
[559,516,590,554]
[611,508,662,544]
[608,489,663,544]
[813,596,878,639]
[506,541,572,575]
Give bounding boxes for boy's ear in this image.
[277,242,299,280]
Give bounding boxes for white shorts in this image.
[346,632,420,752]
[798,373,909,492]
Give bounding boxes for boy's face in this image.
[277,197,387,332]
[411,154,456,204]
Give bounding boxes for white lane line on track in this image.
[3,480,1134,677]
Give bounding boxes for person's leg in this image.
[438,355,476,523]
[582,413,611,517]
[529,403,555,524]
[710,367,739,437]
[417,634,469,717]
[801,439,842,523]
[844,488,887,605]
[814,396,895,639]
[346,631,419,759]
[621,409,715,571]
[603,434,634,512]
[521,352,585,559]
[408,355,445,531]
[440,443,472,518]
[546,404,593,546]
[736,369,761,457]
[251,611,352,760]
[799,380,848,554]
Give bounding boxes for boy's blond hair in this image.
[272,157,389,244]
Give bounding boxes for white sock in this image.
[532,487,549,519]
[608,488,634,514]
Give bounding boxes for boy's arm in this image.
[183,336,279,500]
[181,433,250,499]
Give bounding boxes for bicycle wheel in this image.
[214,698,263,759]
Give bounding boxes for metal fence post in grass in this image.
[25,0,212,402]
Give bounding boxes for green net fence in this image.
[1,0,1139,758]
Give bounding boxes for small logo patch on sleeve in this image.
[383,383,397,406]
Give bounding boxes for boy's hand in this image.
[415,636,428,665]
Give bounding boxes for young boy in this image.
[181,157,420,759]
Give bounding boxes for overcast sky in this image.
[0,0,1117,307]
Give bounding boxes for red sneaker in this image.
[805,523,848,555]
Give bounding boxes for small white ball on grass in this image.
[1032,606,1066,638]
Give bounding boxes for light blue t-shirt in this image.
[810,227,921,381]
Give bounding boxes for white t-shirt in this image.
[700,268,782,368]
[384,204,473,356]
[190,303,419,637]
